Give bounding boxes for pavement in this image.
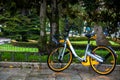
[0,62,120,80]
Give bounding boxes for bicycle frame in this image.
[59,37,103,63]
[48,19,117,74]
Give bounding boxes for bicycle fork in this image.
[58,43,67,61]
[87,52,103,63]
[84,42,103,63]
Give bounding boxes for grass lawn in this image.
[1,48,120,64]
[74,49,120,64]
[0,40,119,52]
[0,41,119,64]
[0,44,38,52]
[71,40,120,46]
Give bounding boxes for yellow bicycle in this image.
[47,26,117,75]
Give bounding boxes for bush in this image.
[69,36,112,41]
[11,40,38,48]
[72,43,96,50]
[0,32,3,37]
[69,37,88,41]
[28,34,39,40]
[112,38,120,44]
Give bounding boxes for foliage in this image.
[1,52,48,62]
[70,37,89,41]
[0,0,120,54]
[0,1,40,41]
[11,40,38,48]
[82,0,120,33]
[0,48,120,63]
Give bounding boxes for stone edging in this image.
[0,62,120,71]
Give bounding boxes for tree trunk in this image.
[46,0,60,54]
[38,0,47,54]
[49,0,59,43]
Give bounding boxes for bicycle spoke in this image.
[90,46,116,75]
[47,47,72,72]
[103,52,111,62]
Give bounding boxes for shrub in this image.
[69,36,112,41]
[69,37,88,41]
[11,40,38,48]
[0,32,3,37]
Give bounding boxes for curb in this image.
[0,62,120,71]
[0,62,47,69]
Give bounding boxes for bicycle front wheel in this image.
[47,47,73,72]
[90,46,116,75]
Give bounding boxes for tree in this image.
[0,0,42,41]
[46,0,60,43]
[104,0,120,34]
[38,0,47,54]
[82,0,120,34]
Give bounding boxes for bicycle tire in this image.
[89,46,116,75]
[47,46,73,72]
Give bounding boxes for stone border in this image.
[0,62,120,71]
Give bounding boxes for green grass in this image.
[74,49,120,64]
[109,41,120,46]
[0,48,120,64]
[1,52,48,62]
[0,44,38,52]
[71,41,120,46]
[0,41,119,64]
[0,40,119,52]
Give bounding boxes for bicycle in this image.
[47,25,117,75]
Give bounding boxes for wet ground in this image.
[0,62,120,80]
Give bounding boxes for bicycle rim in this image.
[90,46,116,75]
[47,47,72,72]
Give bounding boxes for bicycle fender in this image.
[107,46,118,58]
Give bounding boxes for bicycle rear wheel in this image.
[47,47,73,72]
[90,46,116,75]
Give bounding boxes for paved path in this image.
[0,63,120,80]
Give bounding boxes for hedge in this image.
[69,36,112,41]
[11,40,38,48]
[11,37,119,51]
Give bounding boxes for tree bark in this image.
[46,0,60,54]
[49,0,59,43]
[38,0,47,54]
